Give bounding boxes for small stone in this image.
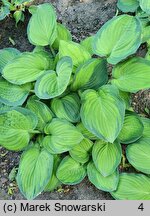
[1,177,8,184]
[72,28,78,33]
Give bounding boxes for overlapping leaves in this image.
[112,57,150,93]
[93,15,141,64]
[43,118,83,154]
[27,3,57,46]
[111,173,150,200]
[1,2,150,201]
[0,108,38,150]
[17,145,54,200]
[35,56,73,99]
[2,52,50,84]
[80,85,125,143]
[117,0,139,12]
[0,77,32,106]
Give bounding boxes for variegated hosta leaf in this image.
[76,122,98,140]
[142,26,150,43]
[93,15,141,64]
[87,162,119,192]
[43,118,83,154]
[32,49,55,70]
[44,155,62,192]
[0,102,12,114]
[51,93,80,123]
[140,17,150,43]
[71,58,108,91]
[26,96,53,132]
[111,173,150,200]
[17,145,54,200]
[126,138,150,174]
[0,108,38,151]
[80,85,125,143]
[92,140,122,177]
[112,57,150,93]
[27,3,57,46]
[35,57,73,99]
[0,77,32,106]
[139,0,150,15]
[117,0,139,12]
[56,156,86,185]
[0,48,20,73]
[118,111,144,144]
[140,117,150,138]
[59,40,91,68]
[80,36,94,55]
[2,52,50,85]
[119,91,131,109]
[52,23,72,50]
[69,138,93,164]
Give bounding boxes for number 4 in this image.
[138,203,144,211]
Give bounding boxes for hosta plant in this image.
[0,0,33,24]
[0,2,150,200]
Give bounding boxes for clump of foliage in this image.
[0,2,150,200]
[0,0,33,24]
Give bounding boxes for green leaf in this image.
[80,36,94,55]
[118,111,144,144]
[87,162,119,192]
[28,5,37,14]
[2,52,50,85]
[56,156,86,185]
[52,23,72,50]
[44,155,61,192]
[76,122,98,140]
[139,0,150,15]
[32,49,54,70]
[17,146,54,200]
[112,57,150,93]
[142,25,150,43]
[117,0,139,12]
[51,93,80,123]
[13,10,24,25]
[69,138,93,164]
[26,96,53,132]
[0,48,20,73]
[9,167,17,181]
[126,138,150,174]
[140,17,150,43]
[43,118,83,154]
[27,3,57,46]
[35,57,73,99]
[92,140,122,176]
[119,91,131,109]
[0,108,38,151]
[0,102,12,114]
[80,85,125,143]
[111,173,150,200]
[0,6,10,21]
[0,77,32,106]
[71,58,108,91]
[140,117,150,138]
[59,40,91,68]
[93,15,141,64]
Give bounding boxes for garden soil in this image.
[0,0,149,200]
